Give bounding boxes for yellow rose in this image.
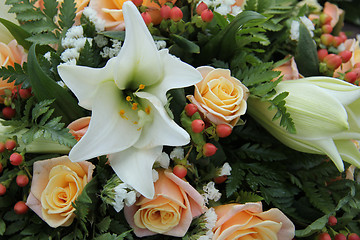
[124,169,206,237]
[187,66,249,127]
[213,202,295,240]
[26,156,95,228]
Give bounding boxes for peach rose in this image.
[0,39,27,103]
[124,169,206,237]
[26,156,95,228]
[89,0,132,31]
[323,2,344,28]
[187,66,249,127]
[213,202,295,240]
[273,57,300,81]
[67,116,91,141]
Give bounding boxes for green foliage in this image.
[2,98,76,147]
[77,40,102,67]
[0,62,31,88]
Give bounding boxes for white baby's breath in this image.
[170,147,185,160]
[155,152,170,169]
[152,169,159,182]
[112,183,137,212]
[82,7,105,32]
[220,162,232,176]
[202,181,222,204]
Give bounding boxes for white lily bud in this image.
[248,77,360,171]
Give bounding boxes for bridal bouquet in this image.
[1,0,360,239]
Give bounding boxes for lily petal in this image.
[109,146,162,199]
[134,92,189,149]
[58,58,117,110]
[335,140,360,168]
[146,50,203,104]
[114,2,162,90]
[69,81,141,162]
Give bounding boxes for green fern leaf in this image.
[237,190,264,203]
[58,0,76,30]
[226,162,246,197]
[26,32,59,45]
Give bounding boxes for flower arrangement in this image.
[0,0,360,239]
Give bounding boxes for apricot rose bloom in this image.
[26,156,95,228]
[213,202,295,240]
[124,169,206,237]
[273,57,300,81]
[187,66,249,127]
[323,2,344,28]
[67,117,91,141]
[0,40,27,103]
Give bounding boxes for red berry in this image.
[323,54,342,70]
[335,234,347,240]
[10,153,23,166]
[339,32,347,42]
[327,215,337,226]
[320,13,332,25]
[348,233,360,240]
[322,24,333,34]
[19,88,32,99]
[5,139,17,151]
[173,165,187,178]
[216,124,232,138]
[185,103,198,117]
[132,0,143,7]
[196,2,208,15]
[160,5,171,19]
[317,49,328,62]
[141,12,152,25]
[16,175,29,187]
[2,107,16,119]
[214,175,227,184]
[191,119,205,133]
[320,34,334,46]
[0,142,5,153]
[354,63,360,69]
[170,7,183,22]
[332,36,344,47]
[339,50,352,63]
[203,143,217,157]
[14,201,28,215]
[345,71,358,84]
[0,183,6,196]
[318,233,331,240]
[201,9,214,22]
[0,163,2,173]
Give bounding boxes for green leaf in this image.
[96,216,111,233]
[0,218,5,236]
[226,162,246,197]
[77,40,101,67]
[43,0,58,19]
[171,34,200,54]
[0,18,32,50]
[237,190,264,203]
[27,44,84,125]
[26,32,59,45]
[294,23,319,77]
[58,0,76,30]
[200,11,266,62]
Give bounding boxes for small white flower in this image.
[112,183,138,212]
[94,35,108,47]
[204,207,217,230]
[231,6,242,16]
[44,52,51,61]
[290,20,300,41]
[83,7,106,32]
[65,26,84,39]
[155,152,170,169]
[155,40,167,50]
[215,5,231,15]
[202,181,221,204]
[170,147,185,160]
[300,16,314,37]
[220,162,232,176]
[60,48,80,63]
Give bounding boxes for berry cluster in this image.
[0,138,29,215]
[311,12,360,84]
[1,86,32,120]
[316,216,360,240]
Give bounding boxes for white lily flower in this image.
[57,2,202,199]
[248,77,360,172]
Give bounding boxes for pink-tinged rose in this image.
[273,57,300,81]
[187,66,249,127]
[67,117,91,141]
[89,0,132,31]
[26,156,95,228]
[213,202,295,240]
[323,2,344,28]
[124,169,206,237]
[0,40,27,103]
